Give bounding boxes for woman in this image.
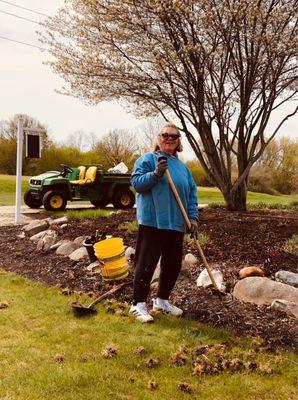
[129,122,198,323]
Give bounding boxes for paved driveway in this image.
[0,204,96,226]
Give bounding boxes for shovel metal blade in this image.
[70,302,97,316]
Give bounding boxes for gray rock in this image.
[23,220,49,237]
[86,260,100,271]
[37,235,57,252]
[197,268,226,292]
[275,270,298,288]
[270,299,298,318]
[233,277,298,306]
[184,253,198,268]
[50,239,70,250]
[30,231,46,242]
[60,224,68,229]
[73,236,86,247]
[56,241,77,256]
[16,232,26,239]
[49,216,68,225]
[69,247,88,261]
[125,246,135,263]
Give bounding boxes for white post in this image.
[15,117,24,224]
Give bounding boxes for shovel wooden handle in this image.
[164,169,220,291]
[87,281,131,308]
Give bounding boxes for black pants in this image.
[133,225,184,303]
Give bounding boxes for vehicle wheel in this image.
[42,190,67,211]
[90,198,109,208]
[112,188,135,209]
[24,189,42,209]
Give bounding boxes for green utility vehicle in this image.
[24,164,135,211]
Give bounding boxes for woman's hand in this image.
[154,158,168,178]
[188,219,198,238]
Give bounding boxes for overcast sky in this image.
[0,0,297,160]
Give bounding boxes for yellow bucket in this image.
[93,238,129,282]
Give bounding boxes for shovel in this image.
[158,156,220,291]
[71,281,131,316]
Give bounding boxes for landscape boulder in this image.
[69,247,88,261]
[56,241,77,256]
[73,236,86,247]
[275,270,298,288]
[233,277,298,307]
[125,246,135,263]
[184,253,198,268]
[239,266,264,279]
[50,240,71,251]
[36,230,59,252]
[17,232,26,239]
[23,220,48,237]
[30,231,46,243]
[86,260,100,272]
[49,216,68,226]
[270,299,298,318]
[196,268,226,292]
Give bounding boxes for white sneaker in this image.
[152,298,183,316]
[129,302,154,323]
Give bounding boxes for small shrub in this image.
[284,234,298,255]
[184,233,210,247]
[208,202,225,208]
[248,166,275,195]
[186,161,213,186]
[247,202,298,210]
[289,200,298,209]
[272,169,298,195]
[66,209,110,220]
[118,220,139,232]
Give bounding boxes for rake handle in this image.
[164,168,220,291]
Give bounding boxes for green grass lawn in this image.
[198,186,298,206]
[0,270,297,400]
[0,174,297,208]
[0,174,30,206]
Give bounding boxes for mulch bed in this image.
[0,207,297,352]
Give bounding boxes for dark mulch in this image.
[0,207,297,352]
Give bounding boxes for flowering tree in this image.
[41,0,297,210]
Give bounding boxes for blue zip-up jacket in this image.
[131,151,198,233]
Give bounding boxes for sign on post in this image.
[15,117,46,224]
[26,133,41,158]
[15,117,24,224]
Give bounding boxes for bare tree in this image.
[93,129,139,169]
[137,116,165,153]
[0,114,50,146]
[41,0,298,210]
[65,130,99,152]
[0,114,50,174]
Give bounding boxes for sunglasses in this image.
[160,133,180,140]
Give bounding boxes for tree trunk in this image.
[224,180,247,211]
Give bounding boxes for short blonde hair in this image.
[152,122,183,153]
